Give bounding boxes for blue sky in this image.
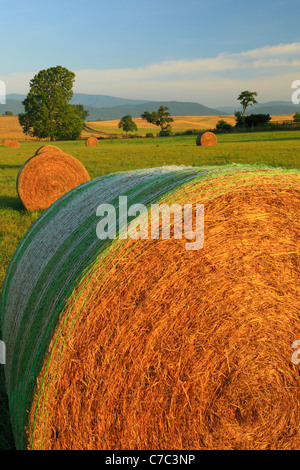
[1,0,300,106]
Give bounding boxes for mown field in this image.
[0,114,296,139]
[87,114,296,135]
[0,128,299,449]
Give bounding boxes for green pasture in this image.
[0,129,299,449]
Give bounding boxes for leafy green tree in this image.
[293,112,300,122]
[235,111,270,128]
[234,111,246,127]
[216,119,233,132]
[237,90,258,115]
[141,105,174,135]
[72,104,89,122]
[245,113,271,127]
[55,105,86,140]
[19,66,87,140]
[118,115,138,134]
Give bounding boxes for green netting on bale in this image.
[1,164,299,449]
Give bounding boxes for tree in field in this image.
[72,104,89,122]
[245,113,271,127]
[141,105,174,135]
[234,111,246,127]
[19,66,88,140]
[237,90,258,115]
[118,115,138,134]
[293,112,300,122]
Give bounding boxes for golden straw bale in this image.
[9,140,20,148]
[35,145,63,155]
[85,136,99,146]
[16,150,90,211]
[1,165,300,450]
[196,132,217,146]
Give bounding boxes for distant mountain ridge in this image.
[2,93,227,120]
[1,94,298,121]
[5,93,150,108]
[218,101,299,116]
[84,101,227,121]
[70,93,151,108]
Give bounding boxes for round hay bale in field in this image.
[16,151,90,211]
[85,136,98,147]
[1,164,300,450]
[3,140,11,147]
[35,145,63,155]
[196,132,217,146]
[9,140,20,148]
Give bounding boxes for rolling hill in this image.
[3,94,298,121]
[83,101,228,121]
[1,94,228,121]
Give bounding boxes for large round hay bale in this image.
[16,151,90,211]
[1,164,300,450]
[35,145,63,155]
[3,140,11,147]
[9,140,20,148]
[85,136,98,147]
[196,132,217,146]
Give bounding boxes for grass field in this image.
[0,128,299,449]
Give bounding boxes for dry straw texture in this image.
[86,136,99,146]
[9,140,20,148]
[35,145,63,155]
[196,132,217,146]
[1,164,300,450]
[16,150,90,211]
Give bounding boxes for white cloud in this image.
[236,42,300,59]
[1,42,300,106]
[0,71,34,94]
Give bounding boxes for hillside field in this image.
[0,114,296,141]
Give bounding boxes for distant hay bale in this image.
[3,140,11,147]
[196,131,217,146]
[35,145,63,155]
[16,150,90,211]
[9,140,20,148]
[1,164,300,450]
[85,136,98,147]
